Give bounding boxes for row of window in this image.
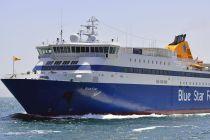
[52,46,117,54]
[130,58,170,66]
[123,67,210,78]
[156,80,168,84]
[38,48,52,55]
[180,81,210,86]
[46,61,78,66]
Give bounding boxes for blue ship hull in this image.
[2,79,210,116]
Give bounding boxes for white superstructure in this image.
[13,17,210,89]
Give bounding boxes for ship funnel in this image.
[166,34,193,59]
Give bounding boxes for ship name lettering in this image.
[193,90,204,101]
[85,87,97,91]
[178,90,191,102]
[207,90,210,101]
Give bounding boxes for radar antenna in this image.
[80,16,99,42]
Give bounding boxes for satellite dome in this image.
[70,34,79,42]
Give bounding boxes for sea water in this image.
[1,97,210,140]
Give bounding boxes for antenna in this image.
[125,32,128,47]
[60,9,63,44]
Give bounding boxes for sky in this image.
[1,0,210,97]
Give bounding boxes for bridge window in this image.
[72,46,76,53]
[91,47,95,52]
[86,47,89,52]
[104,47,109,53]
[38,48,52,55]
[67,47,71,53]
[81,47,85,52]
[53,47,57,53]
[99,47,103,53]
[76,47,80,53]
[56,47,61,53]
[51,45,118,55]
[95,47,99,52]
[60,47,64,53]
[53,46,69,53]
[109,47,114,54]
[111,47,117,54]
[63,47,68,53]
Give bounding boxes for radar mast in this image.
[80,16,99,43]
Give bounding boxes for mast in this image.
[81,16,99,42]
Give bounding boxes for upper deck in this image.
[35,17,209,73]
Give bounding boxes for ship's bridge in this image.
[37,42,120,58]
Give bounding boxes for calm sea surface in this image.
[1,97,210,140]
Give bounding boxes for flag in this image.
[13,56,21,61]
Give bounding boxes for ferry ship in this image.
[2,17,210,116]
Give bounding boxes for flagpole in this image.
[12,56,21,76]
[13,57,14,75]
